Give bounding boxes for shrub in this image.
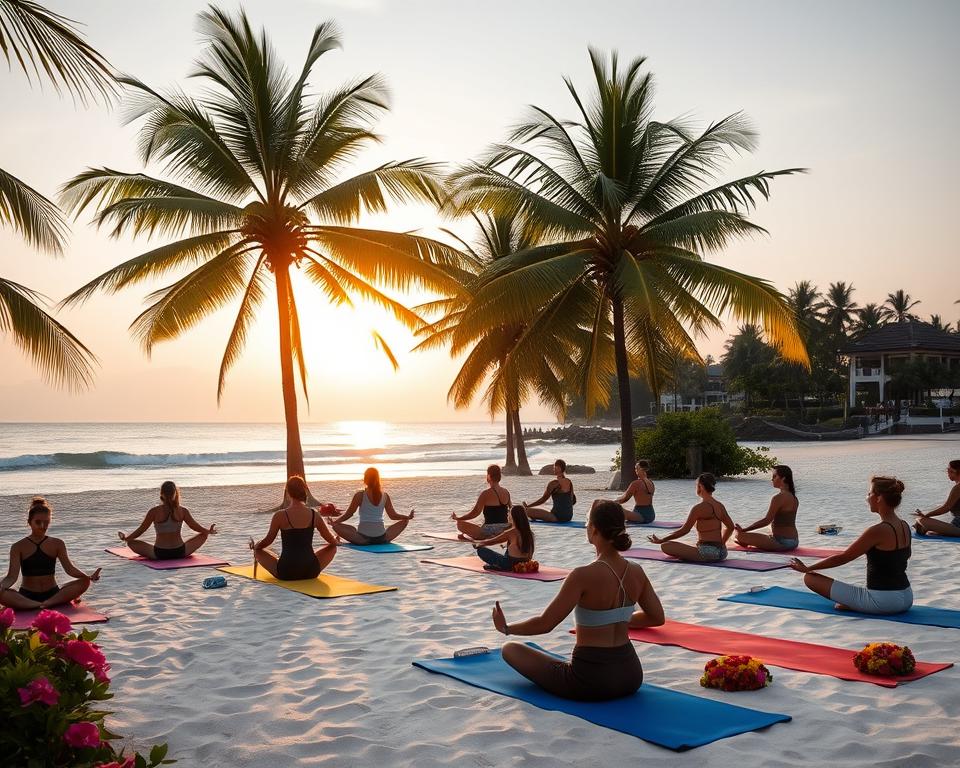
[0,607,172,768]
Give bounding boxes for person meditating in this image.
[117,481,218,560]
[647,473,734,562]
[913,459,960,538]
[614,460,656,523]
[523,460,576,523]
[734,465,799,551]
[331,467,414,545]
[474,506,535,571]
[248,476,337,579]
[1,497,101,609]
[789,476,912,614]
[451,464,511,540]
[490,500,664,701]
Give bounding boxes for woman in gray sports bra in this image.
[491,501,664,701]
[118,481,218,560]
[913,459,960,538]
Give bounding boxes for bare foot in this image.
[913,522,925,536]
[457,533,473,542]
[834,602,851,611]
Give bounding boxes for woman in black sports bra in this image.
[451,464,512,540]
[248,476,338,580]
[0,497,101,609]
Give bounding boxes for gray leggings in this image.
[829,581,913,614]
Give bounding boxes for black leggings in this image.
[540,643,643,701]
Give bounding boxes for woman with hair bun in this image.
[489,500,664,701]
[118,481,217,560]
[912,460,960,538]
[647,473,735,562]
[1,497,101,609]
[790,476,912,614]
[734,465,800,551]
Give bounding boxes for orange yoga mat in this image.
[625,619,952,687]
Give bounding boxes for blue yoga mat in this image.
[913,532,960,543]
[720,586,960,629]
[531,519,680,530]
[344,542,433,553]
[412,645,790,751]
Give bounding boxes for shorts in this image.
[773,536,799,550]
[697,543,727,562]
[829,581,913,615]
[358,534,388,545]
[155,545,187,560]
[479,523,509,539]
[632,505,655,524]
[540,643,643,702]
[19,585,60,602]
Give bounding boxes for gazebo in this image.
[842,320,960,405]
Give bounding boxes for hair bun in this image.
[613,530,632,551]
[30,496,47,507]
[895,480,905,492]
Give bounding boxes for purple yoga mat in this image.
[622,548,789,571]
[422,556,569,581]
[12,603,109,630]
[105,546,229,569]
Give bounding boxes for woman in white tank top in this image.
[331,468,414,545]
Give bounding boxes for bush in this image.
[0,607,172,768]
[613,410,777,477]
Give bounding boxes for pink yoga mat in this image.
[12,603,109,631]
[422,531,477,542]
[624,619,952,687]
[622,548,788,571]
[105,546,229,569]
[731,544,845,559]
[422,556,569,582]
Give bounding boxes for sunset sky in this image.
[1,0,958,423]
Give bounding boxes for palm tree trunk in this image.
[512,409,532,475]
[504,410,517,470]
[275,265,305,481]
[612,295,636,490]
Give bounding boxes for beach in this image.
[1,435,958,766]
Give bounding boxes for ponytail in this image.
[160,481,180,518]
[775,465,797,497]
[364,467,382,505]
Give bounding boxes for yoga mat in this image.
[12,603,109,631]
[624,619,951,687]
[731,544,845,558]
[105,546,229,569]
[413,644,790,750]
[623,548,789,571]
[421,556,569,582]
[422,531,474,542]
[720,586,960,629]
[531,519,682,530]
[219,564,396,598]
[343,542,433,553]
[913,532,960,543]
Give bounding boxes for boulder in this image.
[539,464,595,475]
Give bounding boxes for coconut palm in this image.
[447,50,807,487]
[59,7,469,482]
[786,280,822,336]
[819,282,859,337]
[0,0,113,387]
[853,303,890,337]
[415,211,577,475]
[884,289,920,323]
[929,314,954,334]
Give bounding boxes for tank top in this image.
[21,537,56,577]
[865,520,911,590]
[357,491,387,537]
[155,507,182,534]
[482,489,508,525]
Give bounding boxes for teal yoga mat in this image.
[343,542,433,553]
[720,586,960,629]
[413,644,790,751]
[531,519,682,530]
[913,532,960,543]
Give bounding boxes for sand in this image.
[2,453,959,766]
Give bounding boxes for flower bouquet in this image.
[512,560,540,574]
[0,607,173,767]
[853,642,916,676]
[700,654,773,692]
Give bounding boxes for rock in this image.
[521,425,619,444]
[607,471,621,490]
[538,464,595,475]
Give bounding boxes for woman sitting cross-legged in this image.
[490,501,664,701]
[248,476,337,579]
[451,464,511,540]
[1,497,101,610]
[474,506,535,571]
[523,460,576,523]
[912,459,960,538]
[614,460,656,523]
[331,467,414,545]
[647,473,734,562]
[790,476,912,614]
[118,481,217,560]
[734,465,800,551]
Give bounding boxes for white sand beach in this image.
[2,436,959,767]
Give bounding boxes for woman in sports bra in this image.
[647,473,734,561]
[332,467,415,545]
[118,481,218,560]
[615,460,656,523]
[1,497,101,609]
[248,476,337,580]
[523,459,576,523]
[790,476,912,614]
[490,500,664,701]
[912,459,960,538]
[474,506,535,571]
[452,464,511,540]
[734,465,800,551]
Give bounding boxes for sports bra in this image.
[574,560,635,627]
[21,537,56,577]
[154,507,182,534]
[482,489,508,525]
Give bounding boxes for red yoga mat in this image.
[731,544,845,558]
[105,546,229,569]
[421,556,569,582]
[11,603,109,631]
[625,619,952,687]
[622,548,788,571]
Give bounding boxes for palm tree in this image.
[884,289,920,323]
[59,7,468,484]
[819,282,859,337]
[416,211,575,475]
[929,314,954,334]
[853,303,890,336]
[0,0,112,387]
[448,50,807,488]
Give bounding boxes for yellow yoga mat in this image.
[219,565,396,598]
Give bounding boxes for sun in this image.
[339,420,390,451]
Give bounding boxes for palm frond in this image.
[0,166,68,253]
[217,256,267,401]
[371,330,399,370]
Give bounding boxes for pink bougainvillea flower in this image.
[0,606,14,630]
[18,676,60,707]
[32,609,72,637]
[63,721,101,749]
[94,758,135,768]
[62,639,110,681]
